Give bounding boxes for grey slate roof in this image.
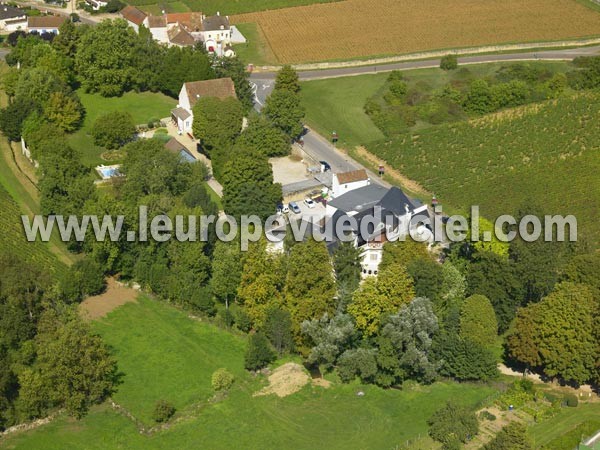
[0,5,25,20]
[327,183,388,213]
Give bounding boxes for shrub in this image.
[563,393,578,407]
[152,400,175,423]
[244,333,275,371]
[211,368,235,392]
[440,54,458,71]
[91,112,135,149]
[479,410,497,421]
[231,305,252,333]
[216,306,234,328]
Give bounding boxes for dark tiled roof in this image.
[0,5,25,21]
[202,14,229,32]
[27,15,66,28]
[184,77,237,107]
[378,187,414,216]
[120,5,147,26]
[168,24,195,46]
[335,169,368,185]
[171,106,191,121]
[327,184,388,213]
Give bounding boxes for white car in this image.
[304,197,316,209]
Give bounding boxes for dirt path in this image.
[79,277,139,320]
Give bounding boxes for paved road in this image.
[250,45,600,106]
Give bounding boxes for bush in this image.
[231,304,252,332]
[244,333,275,371]
[479,410,497,421]
[216,306,234,328]
[563,393,578,407]
[152,400,175,423]
[91,112,135,149]
[211,368,235,392]
[440,54,458,71]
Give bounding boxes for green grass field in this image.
[2,297,497,449]
[128,0,340,15]
[71,90,176,167]
[93,296,246,425]
[300,61,572,148]
[232,22,278,66]
[529,403,600,448]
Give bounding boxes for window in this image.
[370,253,378,261]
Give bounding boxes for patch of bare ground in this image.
[354,146,430,196]
[254,362,311,397]
[311,377,331,388]
[79,277,139,320]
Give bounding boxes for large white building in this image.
[0,4,26,31]
[120,6,237,55]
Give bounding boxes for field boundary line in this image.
[252,37,600,72]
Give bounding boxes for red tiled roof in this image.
[336,169,368,185]
[184,78,237,108]
[120,5,147,26]
[27,15,66,28]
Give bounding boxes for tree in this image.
[220,151,281,220]
[52,20,81,58]
[274,65,300,93]
[407,257,444,305]
[440,54,458,71]
[466,250,523,332]
[433,333,498,381]
[379,239,430,272]
[18,310,117,419]
[211,368,234,392]
[264,307,294,355]
[484,422,532,450]
[377,297,440,383]
[284,239,336,340]
[210,241,242,307]
[156,46,214,97]
[58,258,106,302]
[562,253,600,293]
[91,111,135,149]
[213,56,253,110]
[0,97,38,141]
[236,115,290,157]
[302,313,357,370]
[348,264,414,336]
[244,333,276,371]
[459,294,497,348]
[75,19,138,96]
[263,88,305,138]
[337,347,378,383]
[507,282,598,384]
[439,262,466,316]
[333,242,362,311]
[464,79,494,114]
[192,97,244,153]
[44,92,83,132]
[428,402,478,449]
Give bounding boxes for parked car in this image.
[289,201,301,214]
[320,161,331,172]
[281,204,290,214]
[304,197,316,209]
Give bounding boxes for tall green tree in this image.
[210,241,243,307]
[244,332,275,371]
[348,263,414,336]
[220,151,281,220]
[302,313,357,370]
[236,115,290,157]
[459,294,498,348]
[484,422,532,450]
[428,401,479,449]
[214,56,254,110]
[263,88,305,138]
[274,65,300,93]
[91,111,135,149]
[284,239,336,340]
[192,97,244,154]
[333,242,362,311]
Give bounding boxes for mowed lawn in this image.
[301,73,387,148]
[93,296,247,425]
[529,402,600,448]
[71,90,176,167]
[3,296,497,449]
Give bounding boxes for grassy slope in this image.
[529,403,600,448]
[300,61,572,148]
[3,297,496,449]
[71,90,176,167]
[128,0,341,15]
[232,22,278,66]
[92,296,246,425]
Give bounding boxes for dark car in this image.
[320,161,331,172]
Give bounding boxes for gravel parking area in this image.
[270,156,310,185]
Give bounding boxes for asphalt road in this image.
[250,45,600,106]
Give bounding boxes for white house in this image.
[171,77,237,134]
[27,16,66,35]
[0,5,26,31]
[331,169,370,198]
[85,0,108,11]
[325,185,432,277]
